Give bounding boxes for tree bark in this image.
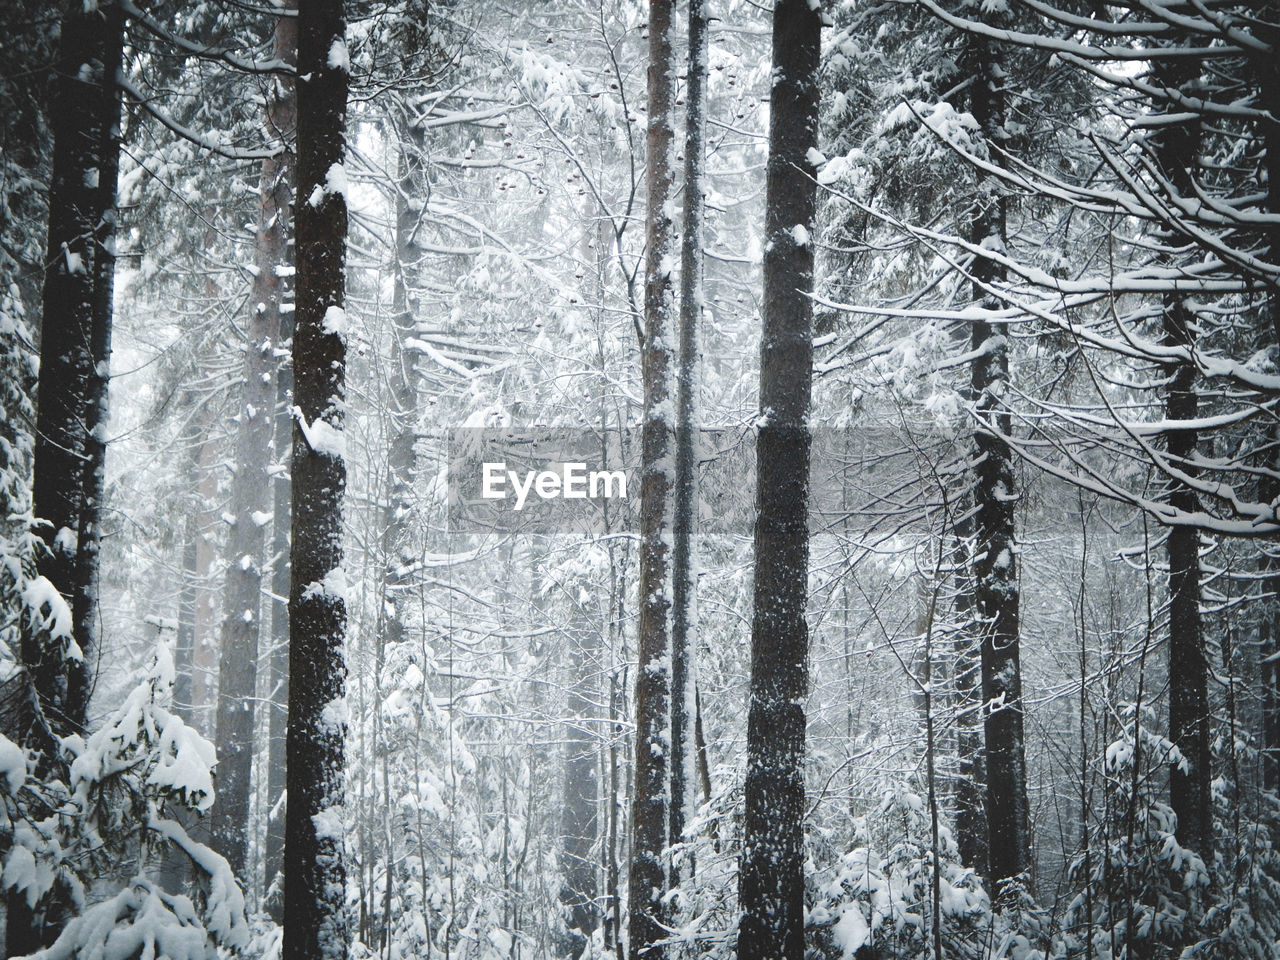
[26,0,125,740]
[1164,317,1209,856]
[668,0,709,886]
[10,2,124,953]
[1150,52,1210,862]
[951,560,988,875]
[285,0,349,957]
[737,3,821,959]
[628,1,677,957]
[559,620,600,955]
[963,30,1030,892]
[211,0,296,883]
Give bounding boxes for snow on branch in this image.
[913,0,1246,62]
[120,0,297,76]
[117,75,282,162]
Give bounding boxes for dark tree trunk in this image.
[668,0,709,885]
[285,0,348,958]
[1150,53,1210,862]
[10,2,124,953]
[694,685,712,810]
[949,404,986,872]
[65,81,120,728]
[737,3,820,959]
[1164,313,1209,855]
[211,2,296,883]
[963,31,1030,892]
[26,0,124,741]
[628,1,677,957]
[952,567,988,875]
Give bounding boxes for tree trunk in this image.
[737,4,820,959]
[964,31,1030,892]
[628,1,677,957]
[190,416,223,739]
[1258,26,1280,794]
[265,255,296,921]
[380,105,423,676]
[26,0,124,740]
[559,620,600,955]
[951,555,988,875]
[160,430,211,891]
[10,2,124,953]
[285,0,348,957]
[357,100,423,947]
[601,305,627,960]
[265,313,293,922]
[668,0,708,885]
[1164,314,1208,856]
[1151,53,1210,862]
[173,490,200,723]
[211,1,297,883]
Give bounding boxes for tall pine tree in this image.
[285,0,349,956]
[737,2,821,958]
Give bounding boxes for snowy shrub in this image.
[1064,706,1211,960]
[666,758,746,960]
[1,645,249,960]
[809,783,991,960]
[22,879,230,960]
[1063,711,1280,960]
